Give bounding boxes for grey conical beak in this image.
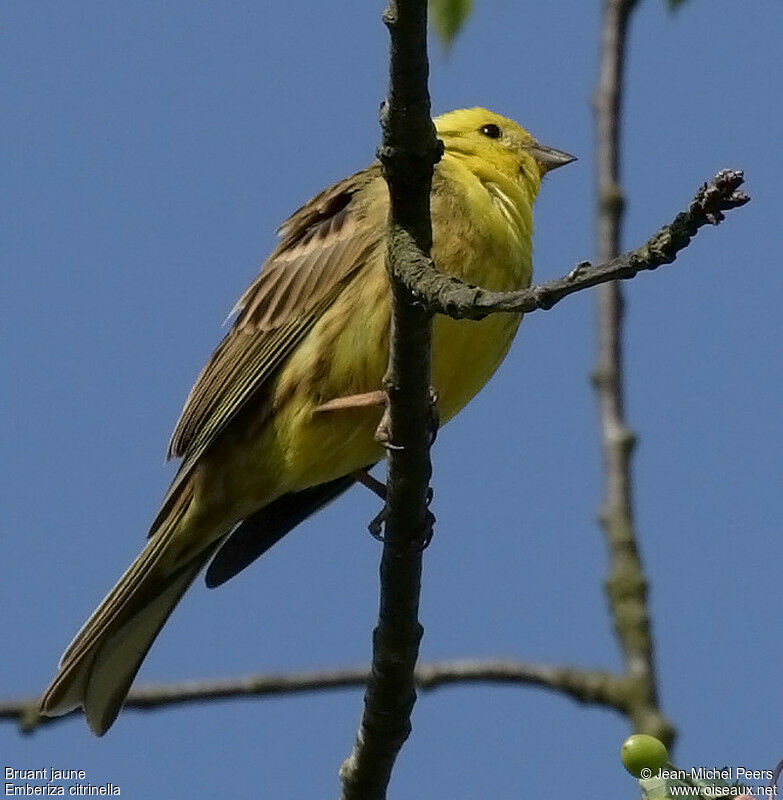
[528,144,577,173]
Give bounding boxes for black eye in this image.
[480,123,502,139]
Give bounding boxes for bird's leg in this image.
[314,390,387,414]
[313,390,395,539]
[325,388,438,547]
[351,469,386,499]
[367,386,439,550]
[316,387,438,447]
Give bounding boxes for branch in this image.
[593,0,667,745]
[383,169,748,322]
[1,660,631,734]
[339,1,441,798]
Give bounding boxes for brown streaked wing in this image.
[230,163,382,332]
[159,165,384,514]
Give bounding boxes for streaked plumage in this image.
[40,108,574,734]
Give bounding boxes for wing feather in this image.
[164,163,384,476]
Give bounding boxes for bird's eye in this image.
[480,124,502,139]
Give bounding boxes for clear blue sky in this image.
[2,2,781,797]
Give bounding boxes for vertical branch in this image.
[593,0,673,744]
[339,1,441,798]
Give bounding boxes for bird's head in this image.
[435,107,575,195]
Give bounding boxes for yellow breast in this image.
[263,159,533,495]
[431,313,522,423]
[430,154,532,421]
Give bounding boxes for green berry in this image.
[621,734,669,778]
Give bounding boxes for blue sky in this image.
[2,1,781,797]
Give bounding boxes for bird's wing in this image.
[204,473,360,588]
[152,165,384,530]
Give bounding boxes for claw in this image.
[411,509,436,551]
[369,386,439,450]
[428,388,440,445]
[374,405,405,451]
[368,506,388,541]
[367,507,436,550]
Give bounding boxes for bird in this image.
[39,107,575,735]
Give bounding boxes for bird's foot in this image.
[366,489,435,551]
[414,508,436,551]
[373,409,403,451]
[373,386,440,450]
[367,506,388,542]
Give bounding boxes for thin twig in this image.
[338,1,441,798]
[376,170,747,323]
[0,660,631,734]
[593,0,671,744]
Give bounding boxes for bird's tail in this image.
[39,484,218,736]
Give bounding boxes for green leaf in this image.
[429,0,473,49]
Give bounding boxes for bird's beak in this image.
[528,144,577,174]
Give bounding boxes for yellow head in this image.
[434,107,575,197]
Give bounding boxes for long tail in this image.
[39,485,218,736]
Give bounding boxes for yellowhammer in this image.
[40,107,574,734]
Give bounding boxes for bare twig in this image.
[377,170,747,322]
[1,660,633,734]
[593,0,670,744]
[338,1,441,798]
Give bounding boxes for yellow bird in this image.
[40,108,574,734]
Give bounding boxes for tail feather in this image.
[83,554,210,735]
[57,509,180,669]
[40,486,218,735]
